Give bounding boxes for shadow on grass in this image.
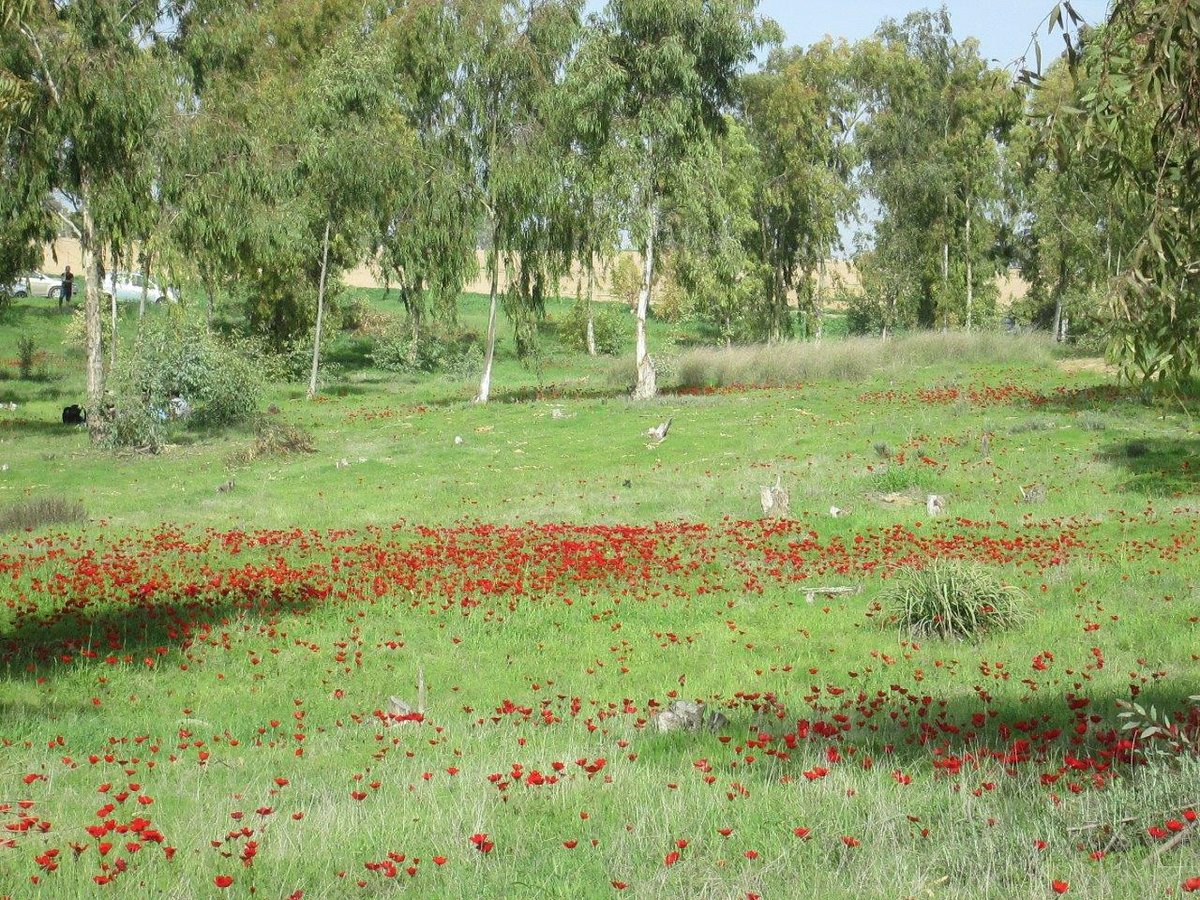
[0,417,81,438]
[1097,437,1200,496]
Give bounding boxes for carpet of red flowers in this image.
[2,514,1198,896]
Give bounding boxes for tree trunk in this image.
[964,194,973,331]
[475,233,501,404]
[80,196,105,442]
[814,260,826,342]
[1051,241,1067,342]
[307,219,332,401]
[585,261,597,357]
[139,248,151,319]
[110,284,118,371]
[204,279,216,330]
[632,200,657,401]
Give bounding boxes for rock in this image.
[926,494,945,516]
[454,435,464,446]
[1019,482,1046,504]
[761,475,790,519]
[646,418,672,442]
[652,700,728,734]
[336,458,349,469]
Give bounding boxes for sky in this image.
[755,0,1111,69]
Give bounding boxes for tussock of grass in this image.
[0,495,86,532]
[883,559,1030,639]
[672,331,1056,388]
[226,420,316,467]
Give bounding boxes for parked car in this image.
[26,271,63,299]
[1,278,27,297]
[102,272,178,304]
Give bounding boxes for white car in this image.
[26,271,64,298]
[2,279,26,297]
[102,272,178,304]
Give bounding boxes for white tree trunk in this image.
[585,262,597,357]
[139,248,150,319]
[964,194,973,331]
[475,238,501,404]
[307,219,332,401]
[632,201,657,401]
[110,285,118,371]
[80,179,105,443]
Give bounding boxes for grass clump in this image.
[0,495,86,532]
[672,331,1056,389]
[883,559,1029,639]
[227,420,316,467]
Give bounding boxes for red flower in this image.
[793,827,811,839]
[1182,877,1200,893]
[842,836,860,848]
[214,874,234,888]
[469,833,494,854]
[664,850,680,866]
[1051,881,1069,895]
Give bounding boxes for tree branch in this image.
[19,23,59,107]
[49,202,82,239]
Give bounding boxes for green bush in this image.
[561,301,625,356]
[16,335,35,379]
[882,559,1029,640]
[106,312,263,450]
[371,327,483,376]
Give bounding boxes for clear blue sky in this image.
[585,2,1111,69]
[755,0,1110,68]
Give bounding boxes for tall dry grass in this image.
[670,331,1057,389]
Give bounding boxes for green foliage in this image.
[562,300,624,356]
[371,326,483,377]
[883,559,1029,639]
[106,313,262,450]
[15,332,34,378]
[609,257,641,310]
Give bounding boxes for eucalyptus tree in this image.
[585,0,776,399]
[858,9,1013,330]
[669,118,765,344]
[371,0,477,342]
[294,28,413,399]
[1042,1,1200,388]
[459,0,581,404]
[2,1,172,440]
[741,38,862,341]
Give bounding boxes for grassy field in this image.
[0,291,1198,898]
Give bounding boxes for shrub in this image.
[0,496,87,533]
[106,312,263,450]
[61,307,114,357]
[561,301,625,356]
[883,560,1029,640]
[371,327,483,376]
[609,256,641,309]
[227,420,316,467]
[16,335,35,379]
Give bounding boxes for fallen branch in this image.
[804,585,863,604]
[1151,822,1197,859]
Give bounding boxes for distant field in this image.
[0,293,1197,898]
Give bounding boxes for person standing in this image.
[60,266,74,309]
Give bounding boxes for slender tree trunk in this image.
[814,260,826,342]
[964,194,973,332]
[632,200,657,401]
[204,279,216,330]
[475,230,501,404]
[585,260,597,357]
[1051,240,1067,342]
[139,248,151,319]
[80,180,105,443]
[307,219,332,401]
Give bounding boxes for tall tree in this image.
[2,1,172,440]
[742,38,862,341]
[586,0,776,399]
[858,9,1013,330]
[459,0,580,404]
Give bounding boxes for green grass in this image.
[0,292,1198,898]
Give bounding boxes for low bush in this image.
[0,496,87,532]
[561,301,626,356]
[882,559,1029,640]
[106,312,263,450]
[371,327,483,376]
[227,420,316,468]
